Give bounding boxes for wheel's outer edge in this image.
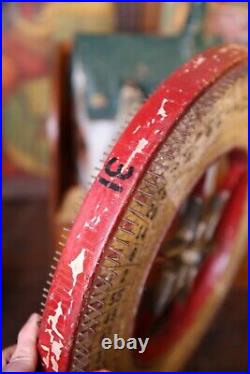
[38,44,247,372]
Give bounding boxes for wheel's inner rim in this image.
[134,149,247,364]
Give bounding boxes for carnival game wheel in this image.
[38,44,248,372]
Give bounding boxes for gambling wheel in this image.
[38,44,248,372]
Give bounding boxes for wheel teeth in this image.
[104,255,120,265]
[96,274,112,286]
[137,188,154,198]
[40,248,60,313]
[54,254,60,261]
[122,217,137,225]
[74,348,89,357]
[92,284,127,299]
[72,356,88,366]
[113,237,130,246]
[75,345,89,354]
[80,323,96,334]
[118,226,135,236]
[89,298,104,307]
[102,261,139,269]
[134,197,150,208]
[147,169,164,179]
[108,246,125,258]
[128,207,147,222]
[143,178,159,189]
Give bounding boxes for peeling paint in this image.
[51,340,64,361]
[48,302,64,340]
[157,98,168,120]
[193,56,205,67]
[84,215,101,229]
[41,345,50,368]
[51,356,59,372]
[69,249,85,290]
[68,299,74,314]
[132,125,141,134]
[90,215,101,226]
[122,138,148,172]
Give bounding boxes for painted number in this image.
[99,157,134,192]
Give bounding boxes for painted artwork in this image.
[3,2,115,177]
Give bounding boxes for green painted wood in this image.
[72,3,219,119]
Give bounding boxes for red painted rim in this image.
[38,44,247,372]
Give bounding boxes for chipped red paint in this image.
[38,45,247,371]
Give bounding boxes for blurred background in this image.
[2,2,248,371]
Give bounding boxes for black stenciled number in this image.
[99,157,134,192]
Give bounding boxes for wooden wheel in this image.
[38,44,248,372]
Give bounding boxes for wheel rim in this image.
[38,45,247,372]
